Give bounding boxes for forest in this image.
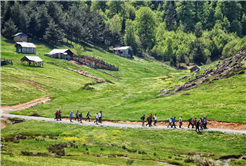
[2,1,246,66]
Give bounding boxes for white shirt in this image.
[95,114,98,118]
[179,117,182,122]
[154,115,157,120]
[169,118,172,123]
[99,113,101,117]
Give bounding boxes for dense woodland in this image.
[2,1,246,66]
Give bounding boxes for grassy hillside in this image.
[1,36,246,123]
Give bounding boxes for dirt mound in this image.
[158,47,246,97]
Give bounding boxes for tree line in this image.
[2,1,246,66]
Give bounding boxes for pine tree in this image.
[241,14,246,36]
[230,19,242,36]
[2,18,18,37]
[43,19,64,43]
[165,3,177,31]
[37,4,50,39]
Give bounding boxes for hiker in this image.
[55,109,59,121]
[79,112,83,123]
[75,110,79,121]
[195,118,201,132]
[58,109,62,121]
[192,117,196,128]
[146,113,153,127]
[99,111,102,123]
[204,116,207,129]
[85,112,91,122]
[167,117,172,128]
[70,111,73,122]
[171,116,176,128]
[188,116,193,128]
[154,114,157,126]
[94,113,99,125]
[199,117,203,130]
[179,116,182,128]
[141,114,145,127]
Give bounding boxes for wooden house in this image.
[44,49,74,60]
[113,46,133,59]
[15,42,36,54]
[13,32,28,42]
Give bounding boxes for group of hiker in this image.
[54,110,103,125]
[167,116,208,132]
[55,110,207,131]
[141,113,208,132]
[141,113,157,127]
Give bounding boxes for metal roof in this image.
[46,49,69,55]
[21,56,43,62]
[113,46,131,50]
[16,42,36,48]
[14,32,27,37]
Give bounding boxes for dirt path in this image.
[1,97,246,133]
[1,97,50,113]
[1,118,12,129]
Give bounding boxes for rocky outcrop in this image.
[158,46,246,97]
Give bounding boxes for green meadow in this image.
[1,36,246,123]
[1,121,246,166]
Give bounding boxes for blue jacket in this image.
[172,118,175,122]
[70,113,73,117]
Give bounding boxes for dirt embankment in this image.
[1,118,12,129]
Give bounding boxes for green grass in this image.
[1,121,246,165]
[1,36,246,123]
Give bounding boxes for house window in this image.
[20,36,22,40]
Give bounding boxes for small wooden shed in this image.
[44,49,74,60]
[15,42,36,54]
[113,46,133,59]
[21,56,43,67]
[13,32,28,42]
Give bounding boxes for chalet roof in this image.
[113,46,131,50]
[21,56,43,62]
[16,42,36,48]
[13,32,27,37]
[46,49,70,55]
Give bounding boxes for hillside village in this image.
[1,1,246,166]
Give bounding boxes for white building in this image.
[113,46,133,59]
[44,49,74,60]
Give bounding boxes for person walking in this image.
[188,116,193,128]
[167,117,172,128]
[195,118,201,132]
[79,112,83,123]
[141,114,145,127]
[179,116,182,128]
[58,109,62,121]
[70,111,73,122]
[55,109,59,121]
[154,114,157,126]
[146,113,153,127]
[99,111,102,123]
[199,117,203,130]
[85,112,91,122]
[171,116,176,128]
[75,110,79,121]
[192,117,196,128]
[94,113,99,125]
[204,116,207,129]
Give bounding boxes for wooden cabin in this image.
[44,49,74,60]
[15,42,36,54]
[13,32,28,42]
